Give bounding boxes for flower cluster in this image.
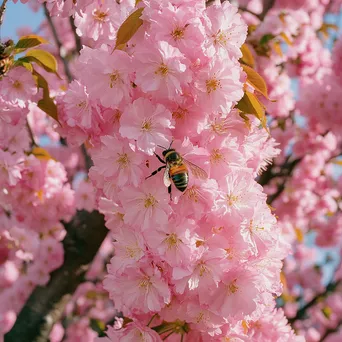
[55,0,301,340]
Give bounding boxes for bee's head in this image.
[162,148,175,157]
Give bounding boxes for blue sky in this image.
[1,2,44,40]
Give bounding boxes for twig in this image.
[81,143,93,171]
[69,16,82,54]
[239,6,261,20]
[43,3,73,82]
[26,119,38,147]
[259,0,275,20]
[320,320,342,341]
[288,280,340,324]
[0,0,8,27]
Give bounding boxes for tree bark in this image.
[5,210,107,342]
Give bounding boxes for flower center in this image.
[186,186,199,202]
[227,194,239,206]
[164,233,181,250]
[172,107,188,121]
[196,311,205,324]
[141,118,152,132]
[210,118,229,135]
[228,279,239,294]
[210,148,224,164]
[139,276,152,289]
[155,63,169,77]
[13,80,22,89]
[109,71,121,88]
[125,246,141,258]
[116,153,129,169]
[171,27,185,40]
[206,77,221,94]
[112,109,122,125]
[198,262,208,277]
[93,9,108,22]
[213,30,228,46]
[144,194,157,208]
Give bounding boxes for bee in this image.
[145,141,208,199]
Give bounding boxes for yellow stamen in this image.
[93,9,108,22]
[206,77,221,94]
[155,63,169,76]
[144,194,157,208]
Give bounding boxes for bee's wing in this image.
[163,164,172,187]
[183,159,208,179]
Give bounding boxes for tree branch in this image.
[0,0,8,27]
[320,320,342,341]
[69,16,82,54]
[43,3,73,82]
[288,280,341,324]
[260,0,275,20]
[5,210,107,342]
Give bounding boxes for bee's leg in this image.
[154,153,166,164]
[145,165,166,180]
[168,185,172,201]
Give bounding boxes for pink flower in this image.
[98,196,125,231]
[63,80,98,130]
[204,1,247,59]
[74,180,96,212]
[215,168,266,218]
[186,301,226,336]
[0,150,22,186]
[194,55,244,112]
[91,135,144,187]
[104,262,171,314]
[239,202,278,257]
[144,217,196,267]
[148,4,206,57]
[78,47,132,108]
[109,227,146,275]
[134,40,192,99]
[211,268,259,320]
[120,177,171,231]
[119,98,173,155]
[74,0,119,41]
[0,67,37,108]
[96,322,162,342]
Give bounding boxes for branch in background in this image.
[43,3,74,82]
[260,0,275,20]
[0,0,9,27]
[5,210,107,342]
[239,6,261,20]
[258,158,301,204]
[26,119,38,148]
[69,16,82,54]
[288,280,341,324]
[320,320,342,341]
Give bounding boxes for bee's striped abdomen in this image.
[170,164,188,192]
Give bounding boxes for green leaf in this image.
[14,35,48,52]
[242,64,269,99]
[240,44,254,67]
[260,34,275,45]
[236,91,268,132]
[25,49,58,74]
[115,8,144,50]
[32,69,59,123]
[38,97,58,123]
[14,59,33,72]
[32,69,50,98]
